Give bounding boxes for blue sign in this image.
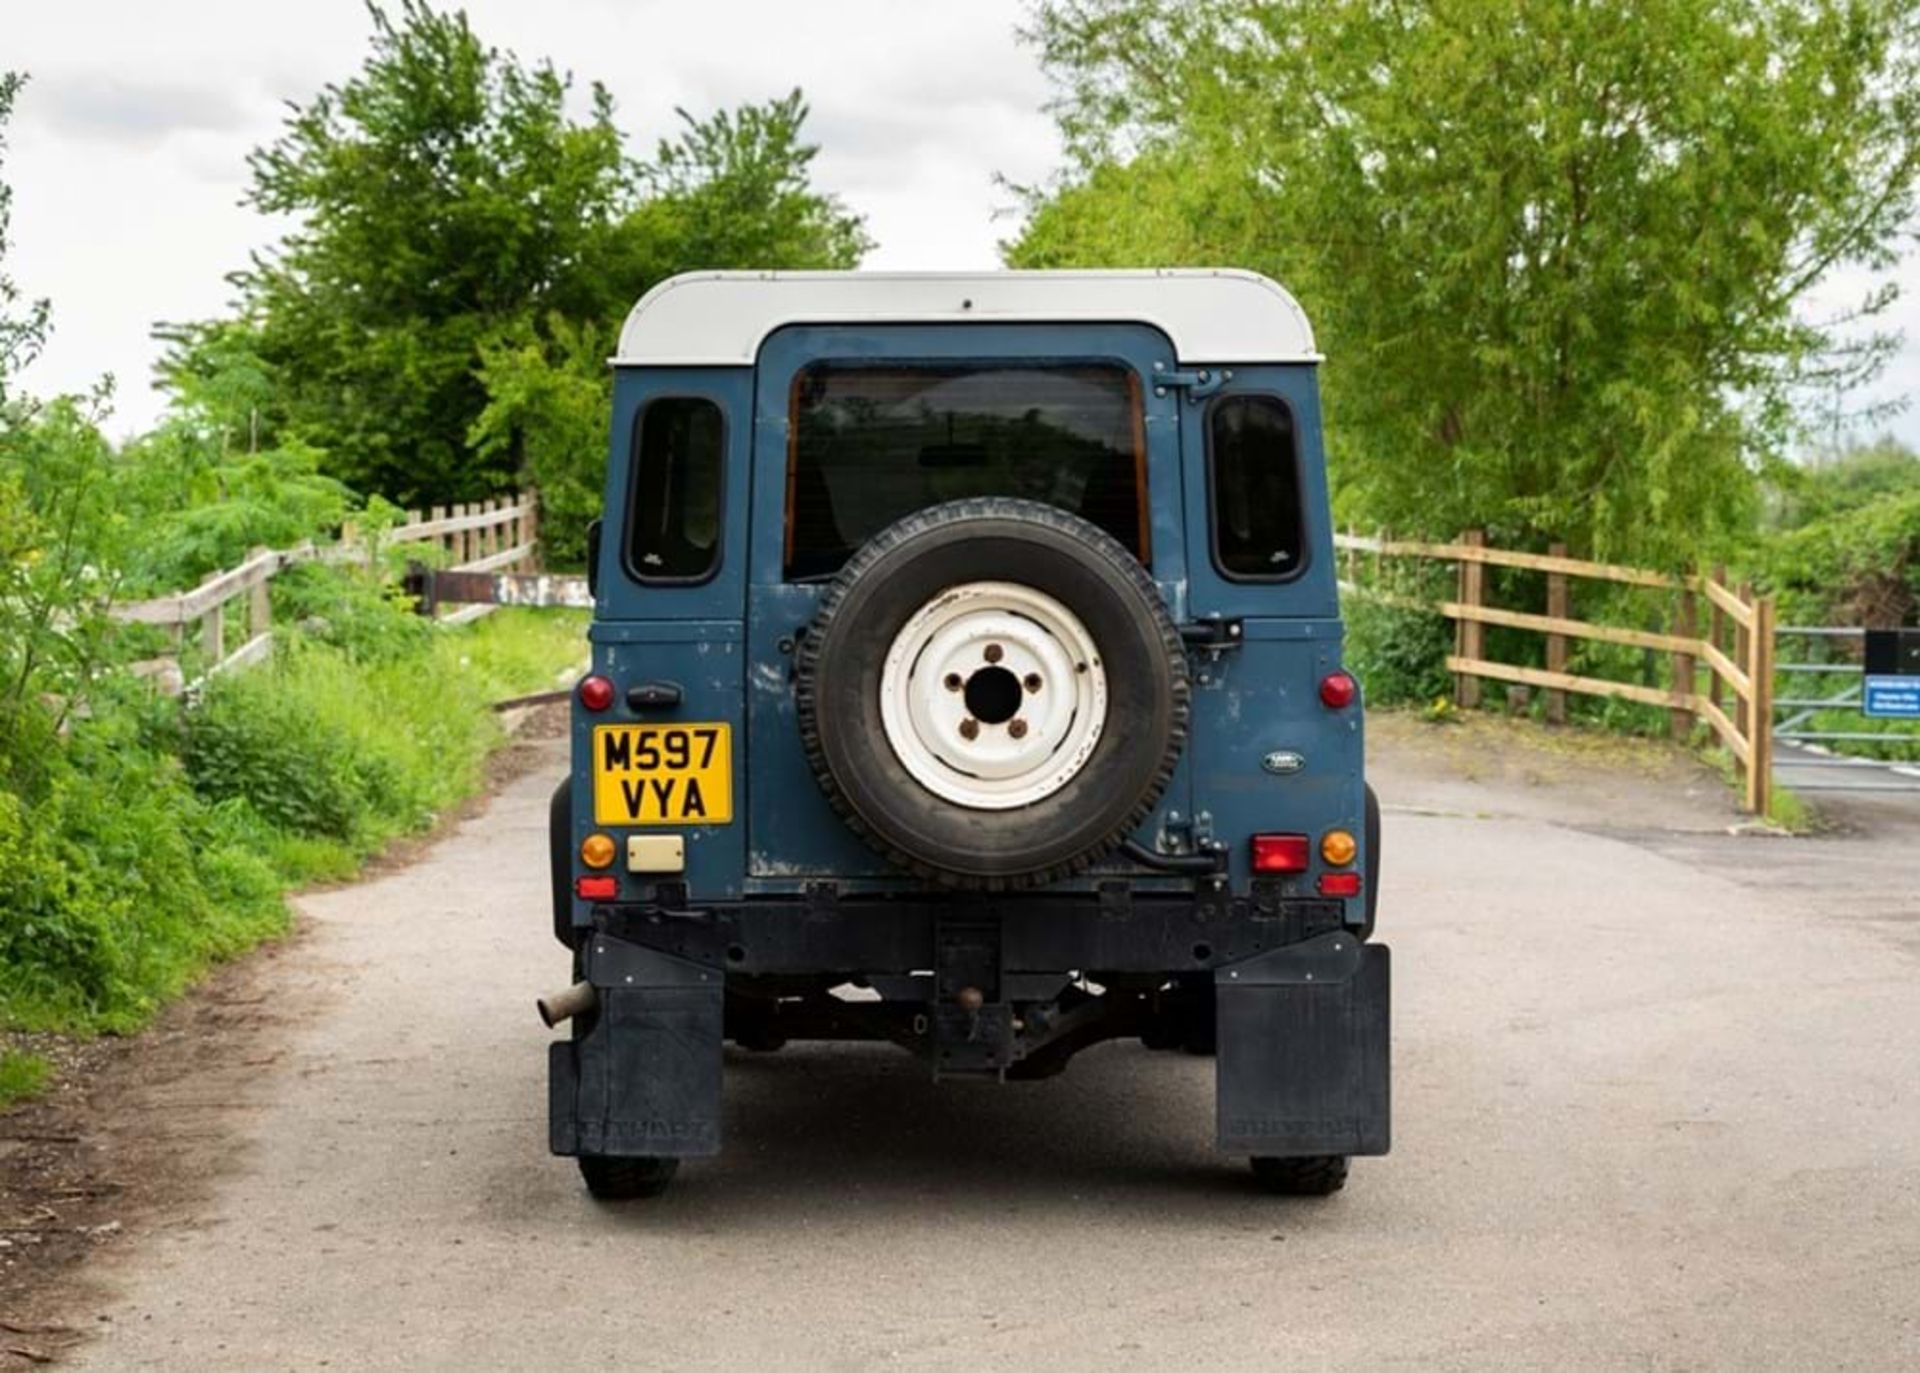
[1864,675,1920,719]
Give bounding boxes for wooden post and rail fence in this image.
[113,490,541,697]
[1335,531,1778,816]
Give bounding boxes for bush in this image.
[186,598,586,878]
[1345,594,1453,706]
[0,702,285,1033]
[2,590,584,1035]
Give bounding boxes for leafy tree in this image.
[626,90,873,278]
[0,71,49,398]
[471,91,871,564]
[1011,0,1920,566]
[469,314,610,565]
[169,2,632,506]
[1764,437,1920,625]
[169,5,869,541]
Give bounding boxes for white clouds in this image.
[25,75,254,147]
[2,0,1913,453]
[4,0,1059,434]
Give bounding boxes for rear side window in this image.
[628,397,724,582]
[1209,395,1304,581]
[785,363,1147,580]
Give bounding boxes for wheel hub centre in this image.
[962,665,1023,725]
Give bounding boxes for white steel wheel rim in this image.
[879,580,1108,811]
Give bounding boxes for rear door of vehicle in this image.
[582,368,754,903]
[741,322,1193,887]
[1174,368,1360,887]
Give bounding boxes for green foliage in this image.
[0,392,125,784]
[1012,0,1920,567]
[187,597,584,871]
[1344,596,1454,706]
[1763,438,1920,627]
[0,55,586,1038]
[467,91,869,568]
[0,588,583,1034]
[631,90,873,276]
[0,697,287,1033]
[174,2,630,506]
[269,559,434,663]
[0,70,49,398]
[469,315,612,568]
[166,5,869,531]
[0,1049,51,1108]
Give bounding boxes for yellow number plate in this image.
[592,724,732,826]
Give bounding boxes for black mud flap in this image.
[549,937,723,1158]
[1215,934,1390,1157]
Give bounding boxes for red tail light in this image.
[574,875,618,902]
[1318,872,1363,898]
[1251,833,1311,873]
[1319,670,1358,709]
[578,675,615,712]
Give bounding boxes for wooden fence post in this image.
[1734,581,1754,743]
[201,601,224,668]
[524,488,540,572]
[1707,565,1727,714]
[249,546,272,642]
[1671,583,1697,742]
[1544,541,1569,725]
[1745,594,1775,817]
[1454,529,1486,708]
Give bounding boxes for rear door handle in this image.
[626,681,683,710]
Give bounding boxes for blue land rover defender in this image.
[542,270,1388,1199]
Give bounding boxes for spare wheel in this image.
[795,498,1190,889]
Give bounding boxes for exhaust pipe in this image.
[537,980,598,1028]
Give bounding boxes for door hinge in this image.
[1152,362,1229,401]
[1179,615,1244,650]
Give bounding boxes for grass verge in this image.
[1,572,585,1041]
[0,1048,52,1108]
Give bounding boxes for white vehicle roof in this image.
[615,269,1319,367]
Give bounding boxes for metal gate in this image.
[1771,626,1920,795]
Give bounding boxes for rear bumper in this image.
[580,888,1356,978]
[549,898,1390,1162]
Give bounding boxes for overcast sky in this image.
[5,0,1917,451]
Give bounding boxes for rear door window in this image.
[628,396,725,582]
[785,363,1147,580]
[1208,394,1305,581]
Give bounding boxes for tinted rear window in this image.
[786,363,1147,580]
[1209,395,1304,580]
[628,397,724,582]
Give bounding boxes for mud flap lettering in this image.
[1215,935,1390,1156]
[549,941,723,1158]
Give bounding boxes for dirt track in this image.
[13,717,1920,1369]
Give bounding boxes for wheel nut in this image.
[944,672,963,691]
[983,643,1004,664]
[959,718,979,740]
[1023,673,1042,693]
[1008,719,1028,739]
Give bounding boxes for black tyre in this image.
[1249,1155,1349,1196]
[796,498,1190,889]
[549,779,576,950]
[578,1155,679,1200]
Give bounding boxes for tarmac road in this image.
[68,733,1920,1370]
